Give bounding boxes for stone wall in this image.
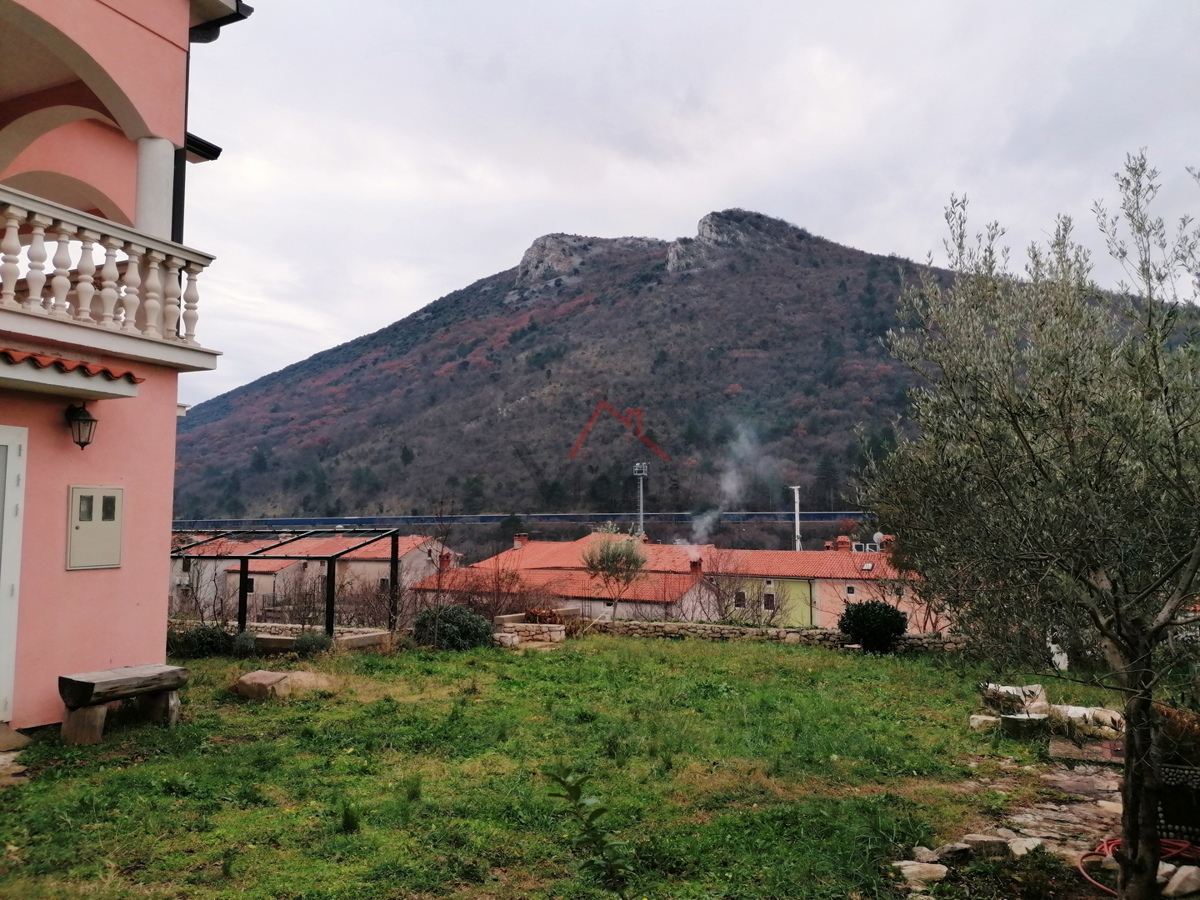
[493,622,567,647]
[586,620,965,652]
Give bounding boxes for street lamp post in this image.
[790,485,802,551]
[633,463,649,535]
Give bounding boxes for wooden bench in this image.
[58,664,190,745]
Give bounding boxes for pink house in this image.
[0,0,251,730]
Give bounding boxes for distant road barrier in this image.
[172,510,866,531]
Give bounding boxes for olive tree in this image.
[859,153,1200,900]
[582,534,647,620]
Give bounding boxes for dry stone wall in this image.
[586,620,965,652]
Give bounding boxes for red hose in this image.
[1077,839,1200,895]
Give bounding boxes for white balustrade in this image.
[0,184,213,345]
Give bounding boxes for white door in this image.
[0,426,27,722]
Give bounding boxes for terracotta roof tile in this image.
[713,549,903,580]
[0,347,145,383]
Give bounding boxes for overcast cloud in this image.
[178,1,1200,404]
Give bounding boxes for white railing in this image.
[0,185,214,345]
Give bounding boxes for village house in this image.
[172,533,456,626]
[412,532,716,621]
[0,0,251,729]
[717,536,928,631]
[414,531,931,633]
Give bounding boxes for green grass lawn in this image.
[0,637,1107,900]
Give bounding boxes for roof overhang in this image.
[0,348,140,399]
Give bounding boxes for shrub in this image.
[231,631,259,659]
[838,600,907,654]
[294,631,334,658]
[170,625,234,658]
[413,605,493,651]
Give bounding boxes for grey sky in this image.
[179,1,1200,404]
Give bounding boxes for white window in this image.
[846,585,856,596]
[763,592,776,610]
[245,577,256,593]
[379,577,390,591]
[734,590,747,609]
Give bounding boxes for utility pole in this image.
[790,485,802,551]
[633,463,649,535]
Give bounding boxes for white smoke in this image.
[688,424,774,545]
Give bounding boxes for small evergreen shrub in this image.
[231,630,259,659]
[413,605,493,651]
[838,600,908,654]
[293,631,334,657]
[170,625,234,658]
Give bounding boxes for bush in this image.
[294,631,334,658]
[231,631,259,659]
[838,600,907,654]
[413,605,493,651]
[169,625,234,658]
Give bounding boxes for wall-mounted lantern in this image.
[64,404,98,450]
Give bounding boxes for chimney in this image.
[823,540,834,550]
[438,551,451,571]
[513,533,529,550]
[835,535,852,552]
[690,558,702,575]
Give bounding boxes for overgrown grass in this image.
[0,637,1103,899]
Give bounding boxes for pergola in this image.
[171,527,410,635]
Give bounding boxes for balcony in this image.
[0,184,217,372]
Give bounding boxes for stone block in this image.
[892,861,948,889]
[911,846,938,863]
[1000,714,1048,739]
[336,631,388,649]
[0,724,31,751]
[783,632,801,644]
[970,714,1000,732]
[494,633,519,648]
[230,670,292,701]
[1008,838,1043,858]
[962,834,1011,857]
[1165,865,1200,897]
[932,843,972,864]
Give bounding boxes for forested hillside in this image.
[175,210,927,520]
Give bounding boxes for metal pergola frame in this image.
[172,527,411,635]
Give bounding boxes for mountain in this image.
[175,209,925,522]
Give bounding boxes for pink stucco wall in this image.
[814,579,938,633]
[2,360,178,728]
[7,0,189,143]
[1,119,137,223]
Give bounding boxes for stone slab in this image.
[0,724,31,751]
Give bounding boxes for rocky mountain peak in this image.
[668,209,812,274]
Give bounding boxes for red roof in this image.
[479,533,715,574]
[714,549,903,581]
[411,534,709,604]
[0,347,144,383]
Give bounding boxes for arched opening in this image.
[0,170,129,224]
